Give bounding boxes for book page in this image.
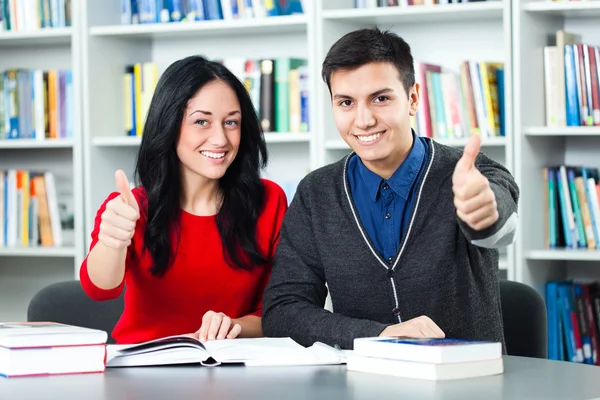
[204,338,343,366]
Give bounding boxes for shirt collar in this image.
[357,130,426,202]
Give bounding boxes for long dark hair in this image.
[135,55,269,277]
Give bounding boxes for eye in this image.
[374,96,389,103]
[339,100,352,107]
[194,119,208,126]
[224,120,239,127]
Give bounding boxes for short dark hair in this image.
[321,28,415,97]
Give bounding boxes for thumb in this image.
[115,170,138,212]
[455,134,481,175]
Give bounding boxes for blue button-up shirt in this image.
[347,133,429,264]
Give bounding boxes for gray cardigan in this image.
[262,138,519,350]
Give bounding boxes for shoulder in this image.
[261,178,287,205]
[259,179,289,218]
[296,156,347,194]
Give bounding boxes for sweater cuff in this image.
[338,320,391,350]
[458,182,518,248]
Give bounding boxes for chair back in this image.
[27,280,124,344]
[500,279,548,358]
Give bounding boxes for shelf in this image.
[92,133,311,147]
[92,136,141,147]
[0,28,72,47]
[89,15,307,39]
[524,126,600,136]
[0,139,74,149]
[526,249,600,261]
[325,136,507,150]
[322,2,504,25]
[0,246,76,258]
[523,1,600,18]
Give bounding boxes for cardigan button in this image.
[392,307,402,316]
[387,269,395,278]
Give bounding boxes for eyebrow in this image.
[188,110,241,117]
[333,88,394,100]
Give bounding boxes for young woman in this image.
[80,55,288,345]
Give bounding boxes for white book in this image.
[43,171,62,247]
[347,354,503,381]
[0,322,107,378]
[106,336,344,368]
[0,322,107,348]
[353,337,502,364]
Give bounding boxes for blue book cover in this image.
[564,45,580,127]
[496,68,505,136]
[203,0,222,20]
[372,338,493,346]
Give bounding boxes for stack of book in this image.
[347,337,503,381]
[0,322,107,378]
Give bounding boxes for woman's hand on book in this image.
[99,170,141,249]
[194,311,242,342]
[379,316,445,339]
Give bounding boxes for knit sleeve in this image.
[457,152,520,248]
[262,177,389,349]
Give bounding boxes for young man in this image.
[262,28,519,350]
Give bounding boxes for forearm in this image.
[262,296,388,350]
[85,242,127,290]
[234,315,263,338]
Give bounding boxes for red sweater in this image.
[80,179,287,344]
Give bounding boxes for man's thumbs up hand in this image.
[452,135,498,231]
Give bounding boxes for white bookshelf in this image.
[89,14,308,38]
[317,0,514,280]
[0,27,73,46]
[3,0,553,322]
[0,2,84,322]
[513,1,600,292]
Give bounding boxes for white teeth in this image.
[357,132,383,142]
[200,151,225,159]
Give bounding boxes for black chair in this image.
[27,280,125,344]
[499,279,548,359]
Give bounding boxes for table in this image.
[1,356,599,400]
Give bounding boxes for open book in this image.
[106,335,345,367]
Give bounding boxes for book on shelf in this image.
[412,60,505,141]
[545,280,600,365]
[0,170,63,248]
[544,30,600,128]
[120,0,304,25]
[124,62,158,137]
[347,337,503,381]
[0,0,71,32]
[1,69,74,141]
[543,166,600,250]
[0,321,107,378]
[106,334,344,367]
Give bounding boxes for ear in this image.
[408,82,420,117]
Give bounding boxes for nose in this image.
[355,103,376,130]
[208,124,228,147]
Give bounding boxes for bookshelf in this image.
[0,1,84,322]
[317,0,514,280]
[513,0,600,292]
[0,0,521,322]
